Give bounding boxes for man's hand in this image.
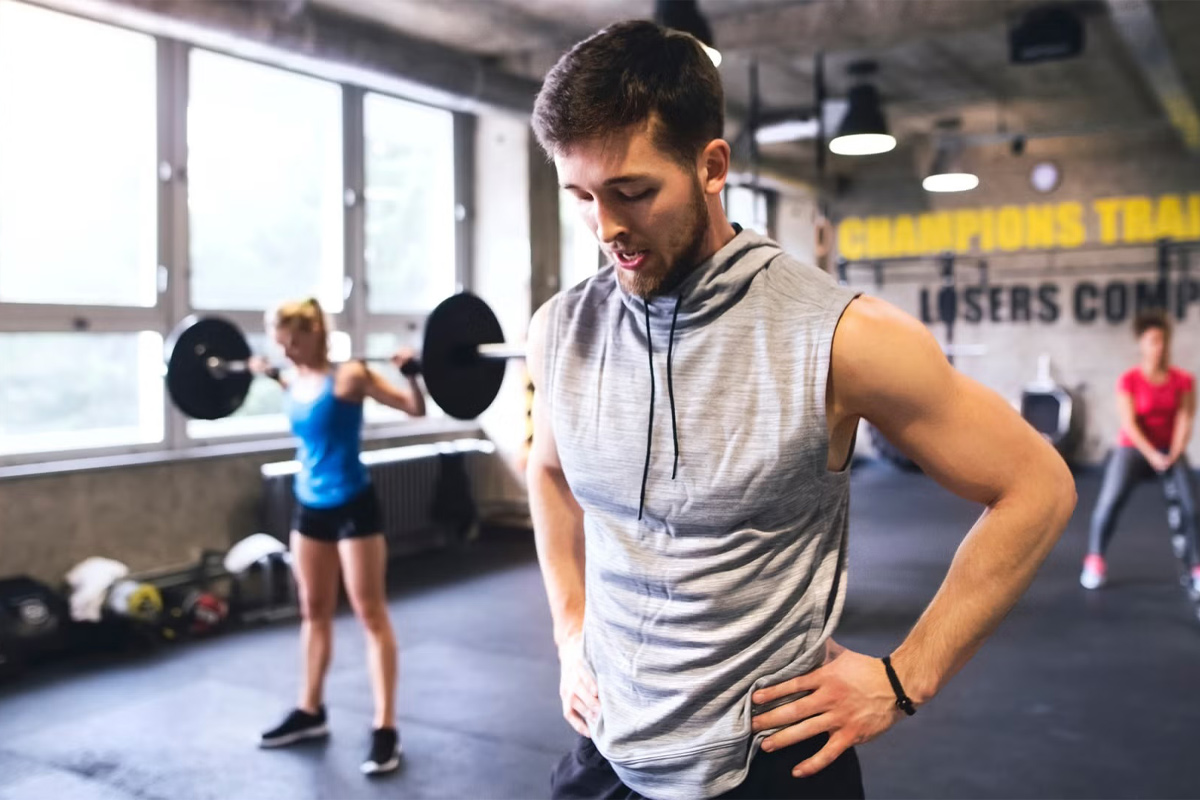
[558,631,599,737]
[751,642,903,778]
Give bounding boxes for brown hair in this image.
[270,297,329,363]
[531,20,724,167]
[1133,308,1171,340]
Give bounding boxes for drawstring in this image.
[667,294,681,480]
[637,295,684,521]
[638,301,656,521]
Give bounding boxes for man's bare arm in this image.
[526,301,598,737]
[525,303,587,648]
[753,296,1077,778]
[832,296,1077,702]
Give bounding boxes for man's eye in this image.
[620,189,653,201]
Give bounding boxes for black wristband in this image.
[882,655,917,716]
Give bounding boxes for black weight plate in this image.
[164,315,253,420]
[422,293,506,420]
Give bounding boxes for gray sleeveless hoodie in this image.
[541,228,861,800]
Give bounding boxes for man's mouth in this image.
[614,251,648,270]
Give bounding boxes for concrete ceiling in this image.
[307,0,1200,181]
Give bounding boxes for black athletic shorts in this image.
[550,733,864,800]
[292,485,383,542]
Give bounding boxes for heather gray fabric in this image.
[542,228,861,800]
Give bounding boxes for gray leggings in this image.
[1088,446,1200,565]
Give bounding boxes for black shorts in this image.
[292,485,383,542]
[550,733,864,800]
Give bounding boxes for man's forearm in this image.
[890,469,1075,704]
[528,463,587,648]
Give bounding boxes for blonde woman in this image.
[254,298,424,776]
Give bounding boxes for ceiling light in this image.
[829,62,895,156]
[923,119,978,192]
[922,173,980,192]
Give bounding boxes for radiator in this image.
[260,438,497,556]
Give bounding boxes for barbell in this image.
[164,292,525,421]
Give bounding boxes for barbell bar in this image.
[164,292,525,422]
[203,342,527,379]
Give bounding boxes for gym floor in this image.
[1,463,1196,800]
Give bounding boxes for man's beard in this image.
[620,184,710,299]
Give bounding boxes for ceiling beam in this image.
[1104,0,1200,152]
[711,0,1046,58]
[29,0,542,114]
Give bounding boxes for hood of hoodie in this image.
[612,226,783,334]
[611,226,786,519]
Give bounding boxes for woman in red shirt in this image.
[1082,311,1198,591]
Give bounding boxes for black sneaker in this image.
[260,707,330,748]
[360,727,402,775]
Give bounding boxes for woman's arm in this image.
[1168,388,1196,467]
[249,355,289,390]
[1117,390,1161,464]
[361,359,426,417]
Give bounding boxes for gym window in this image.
[0,332,164,457]
[0,0,463,466]
[187,51,345,314]
[725,184,775,238]
[360,92,456,424]
[0,2,158,309]
[363,93,457,314]
[0,2,162,460]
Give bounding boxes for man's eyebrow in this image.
[561,174,655,191]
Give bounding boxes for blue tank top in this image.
[285,373,368,508]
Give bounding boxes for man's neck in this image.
[693,219,739,266]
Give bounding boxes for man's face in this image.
[557,121,710,298]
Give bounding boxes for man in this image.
[525,20,1076,800]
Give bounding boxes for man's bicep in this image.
[837,297,1049,505]
[874,372,1048,506]
[529,384,563,471]
[526,300,563,473]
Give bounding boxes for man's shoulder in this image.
[557,266,618,314]
[759,248,852,309]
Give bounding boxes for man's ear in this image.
[698,139,731,196]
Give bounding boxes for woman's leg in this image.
[292,531,341,713]
[1162,457,1200,573]
[339,533,397,729]
[1087,447,1152,557]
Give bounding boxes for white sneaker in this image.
[1080,555,1106,590]
[361,727,402,776]
[1172,534,1187,561]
